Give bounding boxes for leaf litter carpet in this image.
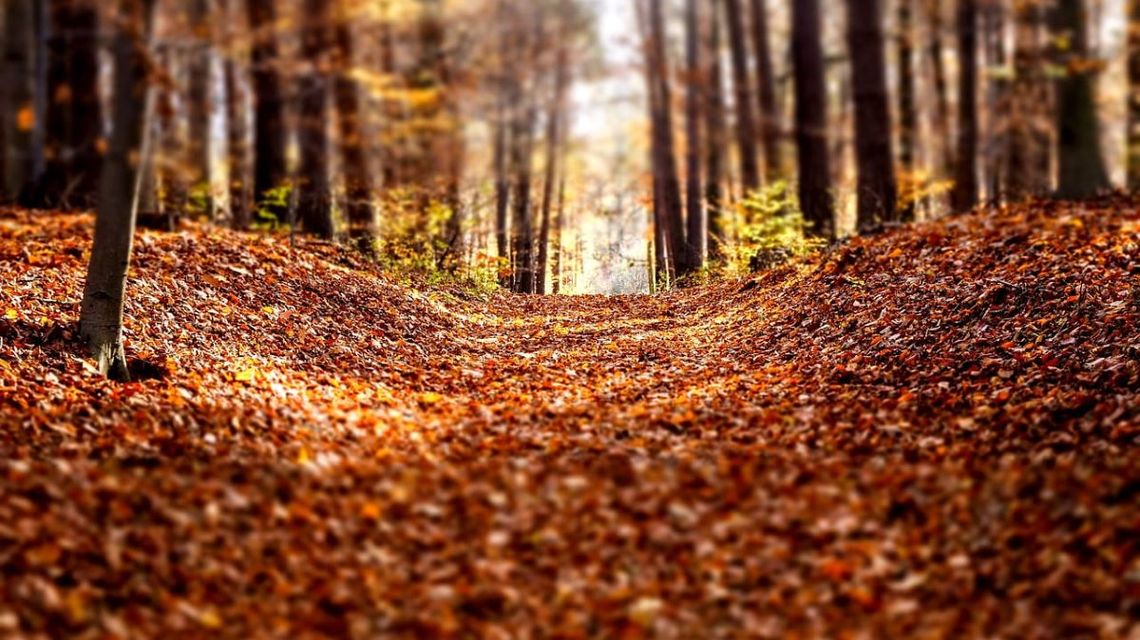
[0,198,1138,638]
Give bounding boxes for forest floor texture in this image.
[0,197,1138,638]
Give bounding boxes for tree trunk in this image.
[295,0,333,238]
[223,0,252,229]
[492,105,510,268]
[537,46,569,295]
[509,96,537,293]
[792,0,835,240]
[952,0,979,213]
[247,0,288,222]
[896,0,917,221]
[704,4,727,262]
[1051,0,1110,199]
[80,0,157,381]
[684,0,704,268]
[722,0,760,192]
[983,1,1008,205]
[333,17,376,249]
[188,0,215,219]
[551,159,566,294]
[1129,0,1140,190]
[846,0,897,230]
[927,0,954,185]
[2,0,37,201]
[750,0,781,182]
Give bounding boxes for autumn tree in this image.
[187,0,215,219]
[896,0,917,220]
[750,0,781,182]
[333,2,376,248]
[722,0,760,192]
[704,2,728,261]
[1,0,40,202]
[1051,0,1110,199]
[684,0,704,267]
[1008,0,1052,200]
[846,0,897,230]
[1129,0,1140,190]
[792,0,834,240]
[80,0,158,379]
[222,0,252,228]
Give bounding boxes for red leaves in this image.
[0,199,1138,636]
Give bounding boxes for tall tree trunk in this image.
[846,0,897,230]
[983,1,1008,205]
[704,3,727,262]
[537,45,569,295]
[1007,0,1051,199]
[750,0,781,182]
[927,0,954,185]
[223,0,252,229]
[333,17,376,249]
[684,0,705,268]
[492,103,510,268]
[247,0,288,222]
[509,100,537,294]
[80,0,156,380]
[295,0,333,238]
[551,158,566,295]
[952,0,979,213]
[1051,0,1110,199]
[34,0,102,209]
[792,0,835,240]
[722,0,760,192]
[896,0,918,221]
[188,0,215,219]
[647,0,691,277]
[1130,0,1140,190]
[2,0,37,201]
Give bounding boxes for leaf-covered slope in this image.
[0,200,1137,638]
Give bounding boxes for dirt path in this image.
[1,204,1137,637]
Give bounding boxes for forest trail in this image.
[1,199,1138,637]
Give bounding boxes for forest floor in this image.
[0,197,1138,638]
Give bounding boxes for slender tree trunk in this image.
[648,0,691,277]
[1008,0,1052,199]
[80,0,157,381]
[551,158,566,295]
[294,0,333,237]
[333,17,376,248]
[509,97,537,293]
[705,4,727,262]
[792,0,835,240]
[928,0,954,184]
[846,0,897,230]
[2,0,37,201]
[684,0,705,268]
[983,1,1008,205]
[952,0,979,213]
[722,0,760,192]
[492,104,510,267]
[1051,0,1110,199]
[247,0,288,221]
[1129,0,1140,190]
[750,0,781,182]
[223,0,252,229]
[537,46,568,295]
[188,0,215,219]
[896,0,917,221]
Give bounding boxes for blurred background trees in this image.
[0,0,1135,294]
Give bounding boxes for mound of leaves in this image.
[0,198,1137,638]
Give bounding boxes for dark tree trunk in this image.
[927,0,954,184]
[80,0,156,380]
[1130,0,1140,191]
[704,4,727,262]
[551,160,566,295]
[492,106,510,266]
[295,0,333,238]
[537,46,569,295]
[509,100,537,294]
[333,18,376,248]
[749,0,781,182]
[247,0,288,222]
[722,0,760,192]
[188,0,215,218]
[896,0,917,221]
[2,0,37,201]
[34,0,102,209]
[1051,0,1110,199]
[952,0,979,213]
[223,0,252,229]
[1007,0,1052,199]
[647,0,692,278]
[983,2,1008,205]
[684,0,704,268]
[846,0,897,230]
[791,0,835,240]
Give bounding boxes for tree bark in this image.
[846,0,897,230]
[223,0,252,229]
[1007,0,1052,199]
[1130,0,1140,190]
[80,0,157,380]
[749,0,781,182]
[952,0,979,213]
[2,0,37,201]
[927,0,954,185]
[792,0,835,240]
[1051,0,1110,199]
[684,0,705,268]
[896,0,917,221]
[333,16,376,249]
[537,46,569,295]
[722,0,760,192]
[247,0,288,222]
[295,0,333,238]
[704,4,727,262]
[188,0,215,219]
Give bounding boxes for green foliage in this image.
[253,183,294,231]
[721,181,825,275]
